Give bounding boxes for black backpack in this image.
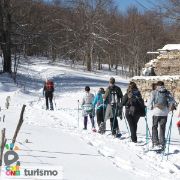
[128,90,146,117]
[108,85,122,105]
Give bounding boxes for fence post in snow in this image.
[5,96,10,109]
[0,128,6,168]
[3,115,5,123]
[12,105,26,144]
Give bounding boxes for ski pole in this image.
[167,115,173,160]
[144,108,152,144]
[163,112,173,160]
[112,103,117,135]
[102,100,106,133]
[53,94,57,110]
[144,116,151,143]
[145,115,149,145]
[122,110,130,137]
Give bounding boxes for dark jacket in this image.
[43,81,54,96]
[121,88,144,116]
[104,85,123,105]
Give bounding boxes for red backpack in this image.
[45,80,54,91]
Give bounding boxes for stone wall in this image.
[132,76,180,103]
[145,51,180,76]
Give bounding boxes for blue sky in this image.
[46,0,159,12]
[114,0,158,12]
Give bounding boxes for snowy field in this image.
[0,57,180,180]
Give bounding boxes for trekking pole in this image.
[162,112,173,160]
[122,111,130,137]
[145,115,149,145]
[163,112,174,160]
[167,116,173,160]
[53,94,57,110]
[144,116,151,143]
[144,108,152,144]
[112,103,118,136]
[102,100,106,133]
[77,100,80,128]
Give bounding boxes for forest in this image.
[0,0,179,76]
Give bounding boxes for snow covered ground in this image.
[0,57,180,180]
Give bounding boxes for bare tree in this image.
[0,0,12,73]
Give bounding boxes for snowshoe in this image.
[98,122,106,134]
[149,145,165,154]
[116,133,122,138]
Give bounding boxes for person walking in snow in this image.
[82,86,95,130]
[149,81,176,149]
[43,79,54,110]
[93,88,107,133]
[121,82,145,143]
[103,77,123,137]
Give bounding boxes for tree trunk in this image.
[86,52,91,71]
[98,56,101,70]
[2,42,11,73]
[0,0,12,73]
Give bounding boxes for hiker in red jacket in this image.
[43,79,54,110]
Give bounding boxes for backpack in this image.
[109,86,120,105]
[45,80,54,91]
[166,92,177,111]
[154,90,176,111]
[110,90,118,105]
[83,104,93,113]
[128,90,146,117]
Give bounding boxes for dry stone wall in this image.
[133,50,180,103]
[132,76,180,103]
[145,51,180,76]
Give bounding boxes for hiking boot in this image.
[92,128,97,132]
[159,144,165,151]
[132,140,137,143]
[112,131,116,136]
[83,127,87,130]
[116,133,122,138]
[152,142,159,148]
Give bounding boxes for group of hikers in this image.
[80,77,178,151]
[43,77,179,151]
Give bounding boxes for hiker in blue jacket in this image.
[93,88,106,129]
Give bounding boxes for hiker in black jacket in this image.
[121,82,145,143]
[103,77,123,136]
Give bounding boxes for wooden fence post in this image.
[0,128,6,167]
[12,105,26,144]
[3,115,5,123]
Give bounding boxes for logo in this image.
[4,143,21,177]
[2,143,63,179]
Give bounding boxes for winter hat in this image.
[157,81,164,86]
[99,88,105,94]
[85,86,90,92]
[109,77,115,84]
